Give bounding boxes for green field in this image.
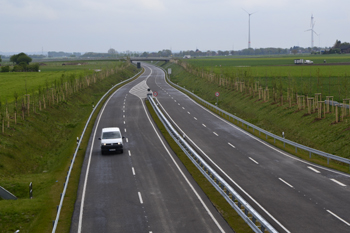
[0,61,119,103]
[180,55,350,102]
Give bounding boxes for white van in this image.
[99,127,124,154]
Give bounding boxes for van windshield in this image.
[102,131,121,139]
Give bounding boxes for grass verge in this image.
[145,99,253,233]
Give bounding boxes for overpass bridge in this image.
[129,57,171,62]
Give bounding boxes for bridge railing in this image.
[157,66,350,169]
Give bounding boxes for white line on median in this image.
[132,167,135,175]
[307,166,321,174]
[249,157,259,164]
[213,132,219,136]
[138,192,143,204]
[330,179,347,187]
[279,178,294,189]
[228,142,235,148]
[327,210,350,226]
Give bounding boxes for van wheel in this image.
[120,149,123,154]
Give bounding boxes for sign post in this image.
[215,92,220,106]
[168,68,172,80]
[153,91,158,97]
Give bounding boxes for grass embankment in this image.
[0,62,141,233]
[160,61,350,173]
[145,100,253,233]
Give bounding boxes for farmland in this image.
[0,61,118,103]
[182,55,350,102]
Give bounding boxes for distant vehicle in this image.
[183,55,191,59]
[294,59,304,64]
[294,59,313,64]
[304,60,313,64]
[99,127,124,154]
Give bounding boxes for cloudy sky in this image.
[0,0,349,54]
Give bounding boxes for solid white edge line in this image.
[138,192,143,204]
[330,179,347,187]
[141,98,226,233]
[156,98,291,233]
[307,166,321,174]
[132,167,135,175]
[228,142,235,148]
[249,157,259,164]
[327,210,350,226]
[279,178,294,189]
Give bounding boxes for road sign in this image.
[153,91,158,97]
[215,92,220,97]
[168,68,172,74]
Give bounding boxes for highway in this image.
[145,64,350,233]
[70,66,234,232]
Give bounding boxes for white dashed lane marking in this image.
[138,192,143,204]
[202,124,206,127]
[182,107,185,110]
[228,142,235,148]
[307,166,320,174]
[279,178,294,189]
[213,132,219,136]
[249,157,259,164]
[194,117,197,120]
[330,179,346,187]
[187,112,190,114]
[327,210,350,226]
[132,167,135,175]
[128,150,131,156]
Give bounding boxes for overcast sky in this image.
[0,0,349,54]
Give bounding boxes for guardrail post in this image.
[295,147,297,153]
[284,141,285,148]
[327,158,329,164]
[309,152,312,158]
[274,138,275,144]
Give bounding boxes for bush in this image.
[12,63,40,72]
[1,65,10,72]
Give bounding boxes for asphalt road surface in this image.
[70,66,234,233]
[145,63,350,233]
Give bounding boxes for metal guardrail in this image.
[52,68,143,232]
[157,66,350,169]
[147,94,277,233]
